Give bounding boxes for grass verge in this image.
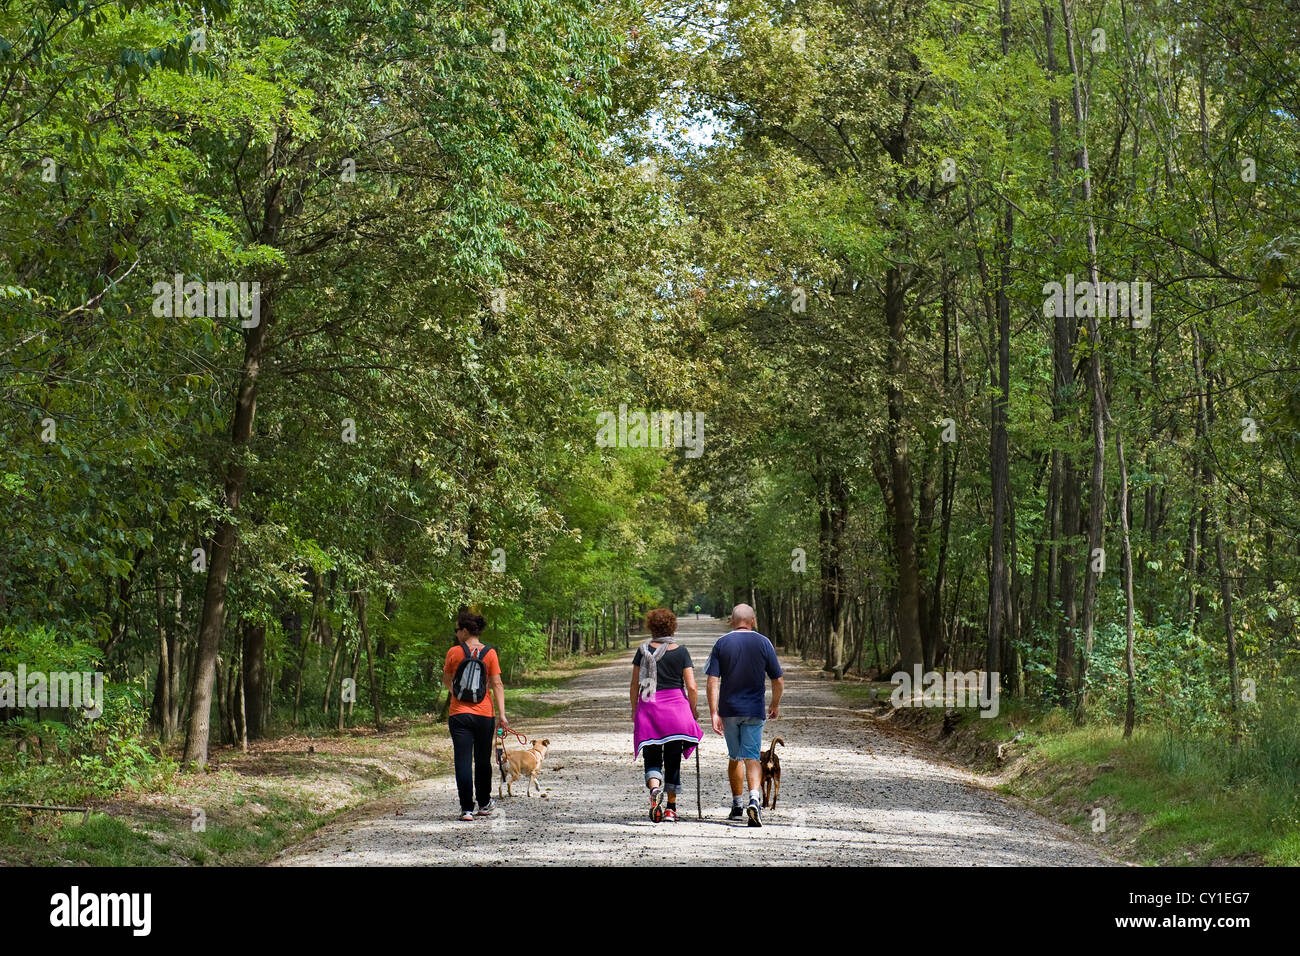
[832,680,1300,866]
[0,648,623,866]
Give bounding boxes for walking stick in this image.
[696,745,702,819]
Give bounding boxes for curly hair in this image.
[645,608,677,639]
[456,610,487,636]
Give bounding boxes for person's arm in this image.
[441,652,454,696]
[684,667,699,720]
[484,650,508,730]
[630,668,640,715]
[707,676,723,735]
[491,673,508,730]
[766,641,784,720]
[768,676,784,720]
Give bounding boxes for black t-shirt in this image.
[632,643,694,692]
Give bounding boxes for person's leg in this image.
[448,715,475,814]
[643,743,664,802]
[738,718,766,825]
[473,715,495,809]
[727,759,745,796]
[664,742,683,808]
[723,717,746,817]
[744,718,765,798]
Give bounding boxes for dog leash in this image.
[495,727,529,780]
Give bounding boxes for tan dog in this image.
[498,738,550,797]
[761,737,783,809]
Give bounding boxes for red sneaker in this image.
[663,808,678,822]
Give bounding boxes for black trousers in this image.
[449,713,495,812]
[642,741,684,795]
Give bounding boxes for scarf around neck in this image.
[638,640,672,701]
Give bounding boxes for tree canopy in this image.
[3,0,1298,775]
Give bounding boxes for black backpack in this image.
[452,643,492,704]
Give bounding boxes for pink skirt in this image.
[633,687,703,759]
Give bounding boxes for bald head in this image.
[730,603,757,629]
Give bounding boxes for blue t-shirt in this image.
[704,629,783,719]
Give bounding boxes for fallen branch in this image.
[0,802,91,823]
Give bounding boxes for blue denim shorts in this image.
[722,716,765,760]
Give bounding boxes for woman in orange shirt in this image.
[442,611,510,821]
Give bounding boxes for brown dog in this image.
[498,738,550,797]
[761,737,783,809]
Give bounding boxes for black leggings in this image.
[642,742,684,796]
[449,713,495,812]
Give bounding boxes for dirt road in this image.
[276,618,1109,866]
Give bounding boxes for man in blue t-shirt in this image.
[704,603,784,827]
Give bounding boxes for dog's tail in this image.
[771,737,784,750]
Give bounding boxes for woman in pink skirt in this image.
[630,608,703,822]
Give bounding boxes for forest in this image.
[2,0,1299,863]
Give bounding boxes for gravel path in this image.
[276,619,1110,866]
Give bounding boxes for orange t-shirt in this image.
[443,642,501,717]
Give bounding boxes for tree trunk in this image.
[987,0,1014,697]
[323,616,345,716]
[884,266,925,671]
[1042,0,1079,708]
[1214,529,1241,744]
[242,622,266,740]
[1116,431,1138,737]
[1192,325,1242,745]
[1060,0,1108,719]
[182,294,274,767]
[237,641,248,753]
[151,567,177,741]
[292,573,322,727]
[932,272,959,671]
[818,467,847,678]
